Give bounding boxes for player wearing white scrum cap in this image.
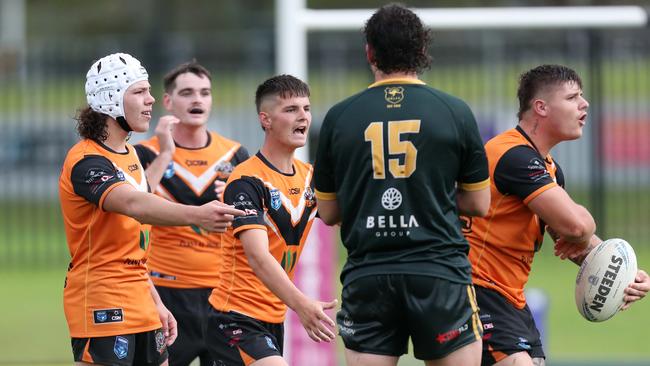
[58,53,244,366]
[85,52,150,132]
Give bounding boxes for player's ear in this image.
[162,93,173,112]
[365,44,375,65]
[259,111,271,130]
[532,98,548,117]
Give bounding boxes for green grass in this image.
[2,246,648,365]
[0,268,70,365]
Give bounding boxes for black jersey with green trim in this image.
[314,78,489,286]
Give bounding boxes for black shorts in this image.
[475,286,545,366]
[71,328,168,366]
[155,286,214,366]
[205,309,284,366]
[337,274,482,360]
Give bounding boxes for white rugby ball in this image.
[575,238,637,322]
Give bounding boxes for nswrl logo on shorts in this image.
[265,336,277,351]
[114,336,129,359]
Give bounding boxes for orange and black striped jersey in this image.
[465,126,565,309]
[59,139,160,337]
[135,131,248,288]
[209,152,317,323]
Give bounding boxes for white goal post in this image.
[277,1,646,161]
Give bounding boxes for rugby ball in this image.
[575,238,637,322]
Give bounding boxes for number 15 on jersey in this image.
[364,120,421,179]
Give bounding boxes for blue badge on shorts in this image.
[265,336,277,351]
[270,189,281,211]
[114,336,129,359]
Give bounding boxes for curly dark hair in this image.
[255,74,310,113]
[517,64,583,120]
[76,106,109,142]
[364,3,432,74]
[163,59,212,93]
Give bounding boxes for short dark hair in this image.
[75,106,109,142]
[255,74,310,113]
[163,60,212,93]
[364,3,432,74]
[517,64,583,120]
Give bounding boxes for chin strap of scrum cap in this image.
[116,116,133,133]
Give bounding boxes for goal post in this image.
[277,2,647,364]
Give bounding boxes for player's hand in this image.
[214,180,226,198]
[622,269,649,310]
[156,303,178,346]
[295,298,337,343]
[553,237,589,261]
[155,115,180,156]
[195,200,245,232]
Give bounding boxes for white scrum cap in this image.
[85,53,149,119]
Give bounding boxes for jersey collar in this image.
[515,125,553,164]
[368,78,426,88]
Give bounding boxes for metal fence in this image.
[1,27,649,267]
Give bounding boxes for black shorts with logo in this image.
[71,328,168,366]
[155,286,214,366]
[205,309,284,366]
[475,286,545,365]
[337,274,482,360]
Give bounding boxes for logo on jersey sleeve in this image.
[85,168,122,194]
[385,86,404,108]
[527,157,551,182]
[233,192,259,217]
[270,189,282,211]
[114,336,129,359]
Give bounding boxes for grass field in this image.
[1,245,649,366]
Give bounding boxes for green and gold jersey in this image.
[314,78,489,286]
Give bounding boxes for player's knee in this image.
[532,357,545,366]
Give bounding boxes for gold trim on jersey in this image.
[460,178,491,192]
[368,78,426,88]
[314,189,337,201]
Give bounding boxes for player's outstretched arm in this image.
[456,185,490,217]
[240,229,337,342]
[103,184,244,232]
[622,269,650,310]
[148,277,177,346]
[528,186,595,249]
[141,115,180,192]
